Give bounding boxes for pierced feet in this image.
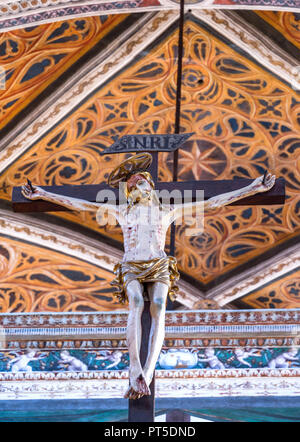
[124,373,151,400]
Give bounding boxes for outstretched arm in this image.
[204,172,276,212]
[168,172,276,223]
[22,181,101,212]
[21,181,119,220]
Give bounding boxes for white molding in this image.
[0,1,298,34]
[0,210,120,270]
[2,323,300,340]
[1,308,299,328]
[0,368,299,399]
[210,245,300,306]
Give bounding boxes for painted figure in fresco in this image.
[22,153,275,399]
[57,350,88,371]
[198,348,225,369]
[234,348,261,368]
[267,348,300,369]
[96,350,124,369]
[8,349,46,373]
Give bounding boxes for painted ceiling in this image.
[0,6,299,312]
[0,0,299,32]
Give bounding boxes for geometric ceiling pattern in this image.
[0,8,299,311]
[238,268,300,309]
[0,15,127,130]
[0,235,124,313]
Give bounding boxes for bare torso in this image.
[119,203,170,261]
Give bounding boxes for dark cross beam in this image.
[12,176,286,213]
[12,133,198,213]
[11,133,285,211]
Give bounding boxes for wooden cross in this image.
[11,133,285,423]
[12,145,285,214]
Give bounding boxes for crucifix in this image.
[13,138,284,415]
[11,0,285,422]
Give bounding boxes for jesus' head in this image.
[126,172,155,205]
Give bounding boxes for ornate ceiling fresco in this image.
[0,0,298,32]
[256,11,300,49]
[0,8,299,312]
[239,268,300,309]
[0,235,123,312]
[0,14,127,130]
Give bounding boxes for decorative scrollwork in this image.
[0,15,126,130]
[240,272,300,309]
[0,238,124,313]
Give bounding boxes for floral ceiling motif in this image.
[239,270,300,309]
[0,236,124,312]
[0,14,127,129]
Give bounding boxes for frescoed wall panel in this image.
[0,346,299,373]
[0,309,299,399]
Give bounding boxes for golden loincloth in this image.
[111,256,180,304]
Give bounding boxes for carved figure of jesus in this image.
[22,154,275,400]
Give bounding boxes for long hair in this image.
[126,172,162,211]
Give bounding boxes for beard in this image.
[128,188,152,205]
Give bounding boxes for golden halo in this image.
[108,153,153,188]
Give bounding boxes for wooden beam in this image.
[128,301,155,423]
[12,178,285,213]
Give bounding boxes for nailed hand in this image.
[252,172,276,193]
[21,180,43,200]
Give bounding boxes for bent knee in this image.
[127,290,144,309]
[126,283,144,309]
[131,294,144,309]
[151,296,166,314]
